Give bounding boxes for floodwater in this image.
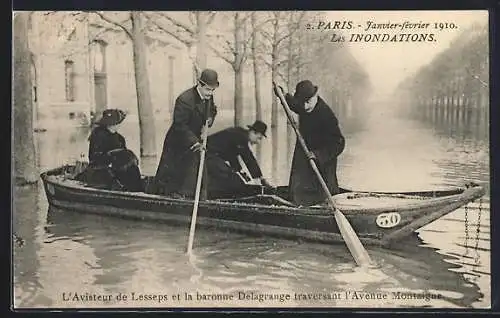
[13,101,490,309]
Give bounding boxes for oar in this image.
[272,82,373,267]
[186,102,210,255]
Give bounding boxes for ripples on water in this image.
[13,106,490,309]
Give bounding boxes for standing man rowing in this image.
[153,69,219,199]
[281,80,345,206]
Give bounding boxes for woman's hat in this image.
[96,109,127,127]
[247,120,267,137]
[199,69,220,88]
[293,80,318,103]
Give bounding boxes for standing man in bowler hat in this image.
[279,80,345,205]
[205,120,273,198]
[153,69,219,198]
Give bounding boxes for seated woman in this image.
[75,109,143,192]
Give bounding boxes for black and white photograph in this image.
[12,10,490,308]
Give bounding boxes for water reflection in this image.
[38,207,483,308]
[408,101,489,142]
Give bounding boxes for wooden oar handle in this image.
[186,118,210,255]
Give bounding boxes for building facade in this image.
[28,12,275,132]
[29,13,191,130]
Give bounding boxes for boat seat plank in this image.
[310,192,432,210]
[217,194,297,207]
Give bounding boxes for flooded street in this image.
[13,102,490,309]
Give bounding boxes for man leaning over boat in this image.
[206,120,274,198]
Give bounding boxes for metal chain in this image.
[473,198,483,265]
[464,202,470,255]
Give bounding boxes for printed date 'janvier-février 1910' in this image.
[306,20,458,31]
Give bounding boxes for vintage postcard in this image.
[12,10,490,309]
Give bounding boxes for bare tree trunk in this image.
[168,55,175,115]
[131,12,156,157]
[269,14,283,181]
[84,12,95,125]
[13,12,38,184]
[234,68,244,126]
[29,12,42,131]
[251,13,263,160]
[31,53,40,130]
[271,40,279,181]
[286,32,295,166]
[233,13,244,127]
[195,12,208,76]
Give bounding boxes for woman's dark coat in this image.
[286,95,345,206]
[76,126,143,192]
[88,125,126,166]
[153,86,217,198]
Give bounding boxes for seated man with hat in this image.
[75,109,144,192]
[206,120,273,199]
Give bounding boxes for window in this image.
[92,40,107,73]
[64,60,76,102]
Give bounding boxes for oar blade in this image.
[332,209,373,267]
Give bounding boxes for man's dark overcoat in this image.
[206,127,263,197]
[153,86,217,198]
[286,95,345,206]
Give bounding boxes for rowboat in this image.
[40,165,485,247]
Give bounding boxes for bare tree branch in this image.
[224,38,237,56]
[208,42,233,66]
[260,29,273,42]
[157,12,195,34]
[144,14,193,45]
[90,11,132,39]
[145,33,180,49]
[276,58,289,67]
[206,11,217,25]
[89,22,123,34]
[240,37,250,67]
[277,71,287,85]
[262,58,272,68]
[188,12,196,26]
[251,16,275,32]
[203,12,256,73]
[236,12,253,26]
[275,23,301,46]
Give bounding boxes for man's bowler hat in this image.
[294,80,318,103]
[199,69,220,88]
[247,120,267,137]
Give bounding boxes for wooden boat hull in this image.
[40,166,485,247]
